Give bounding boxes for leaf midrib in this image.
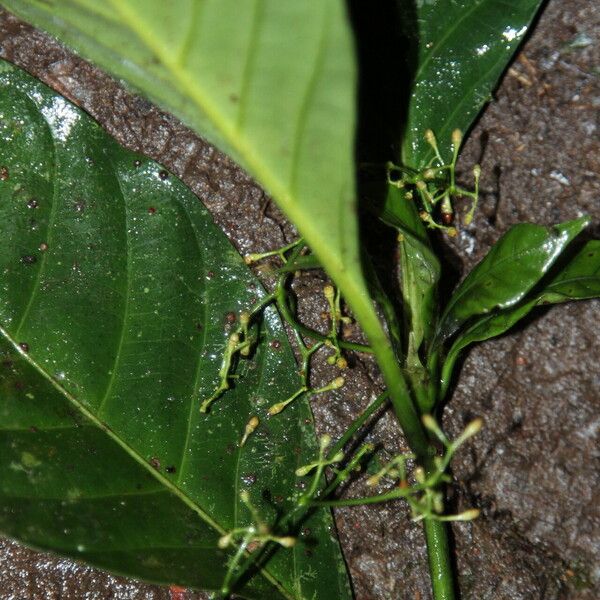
[546,274,600,291]
[63,0,356,302]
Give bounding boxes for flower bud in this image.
[451,128,463,148]
[323,285,335,300]
[456,508,480,521]
[336,357,348,369]
[331,376,345,389]
[463,418,483,439]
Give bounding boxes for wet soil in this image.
[0,1,598,598]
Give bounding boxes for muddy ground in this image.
[0,1,598,598]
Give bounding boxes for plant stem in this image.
[346,293,431,458]
[327,391,388,460]
[424,518,455,600]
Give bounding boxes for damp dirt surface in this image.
[0,1,598,599]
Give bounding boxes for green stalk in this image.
[424,518,455,600]
[343,284,455,600]
[342,286,431,459]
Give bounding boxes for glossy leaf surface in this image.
[0,60,351,599]
[2,0,436,484]
[0,0,366,318]
[441,240,600,396]
[540,241,600,303]
[436,218,590,343]
[402,0,544,167]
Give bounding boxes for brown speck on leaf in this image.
[20,255,37,265]
[39,242,48,252]
[148,206,156,215]
[149,457,161,470]
[166,465,177,474]
[158,169,169,180]
[270,339,281,350]
[18,342,29,353]
[0,166,8,181]
[133,159,142,167]
[225,312,236,325]
[27,198,38,209]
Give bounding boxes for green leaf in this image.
[436,218,591,343]
[539,241,600,303]
[381,185,440,356]
[0,0,366,319]
[0,60,351,599]
[402,0,544,168]
[439,300,535,397]
[440,241,600,397]
[0,0,431,461]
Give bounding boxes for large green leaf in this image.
[0,0,434,462]
[440,241,600,397]
[0,60,352,599]
[402,0,544,167]
[0,0,366,316]
[436,218,590,343]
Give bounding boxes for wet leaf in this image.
[402,0,544,167]
[436,217,590,343]
[0,0,418,460]
[0,0,370,332]
[0,60,351,599]
[440,241,600,397]
[539,241,600,303]
[440,300,536,397]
